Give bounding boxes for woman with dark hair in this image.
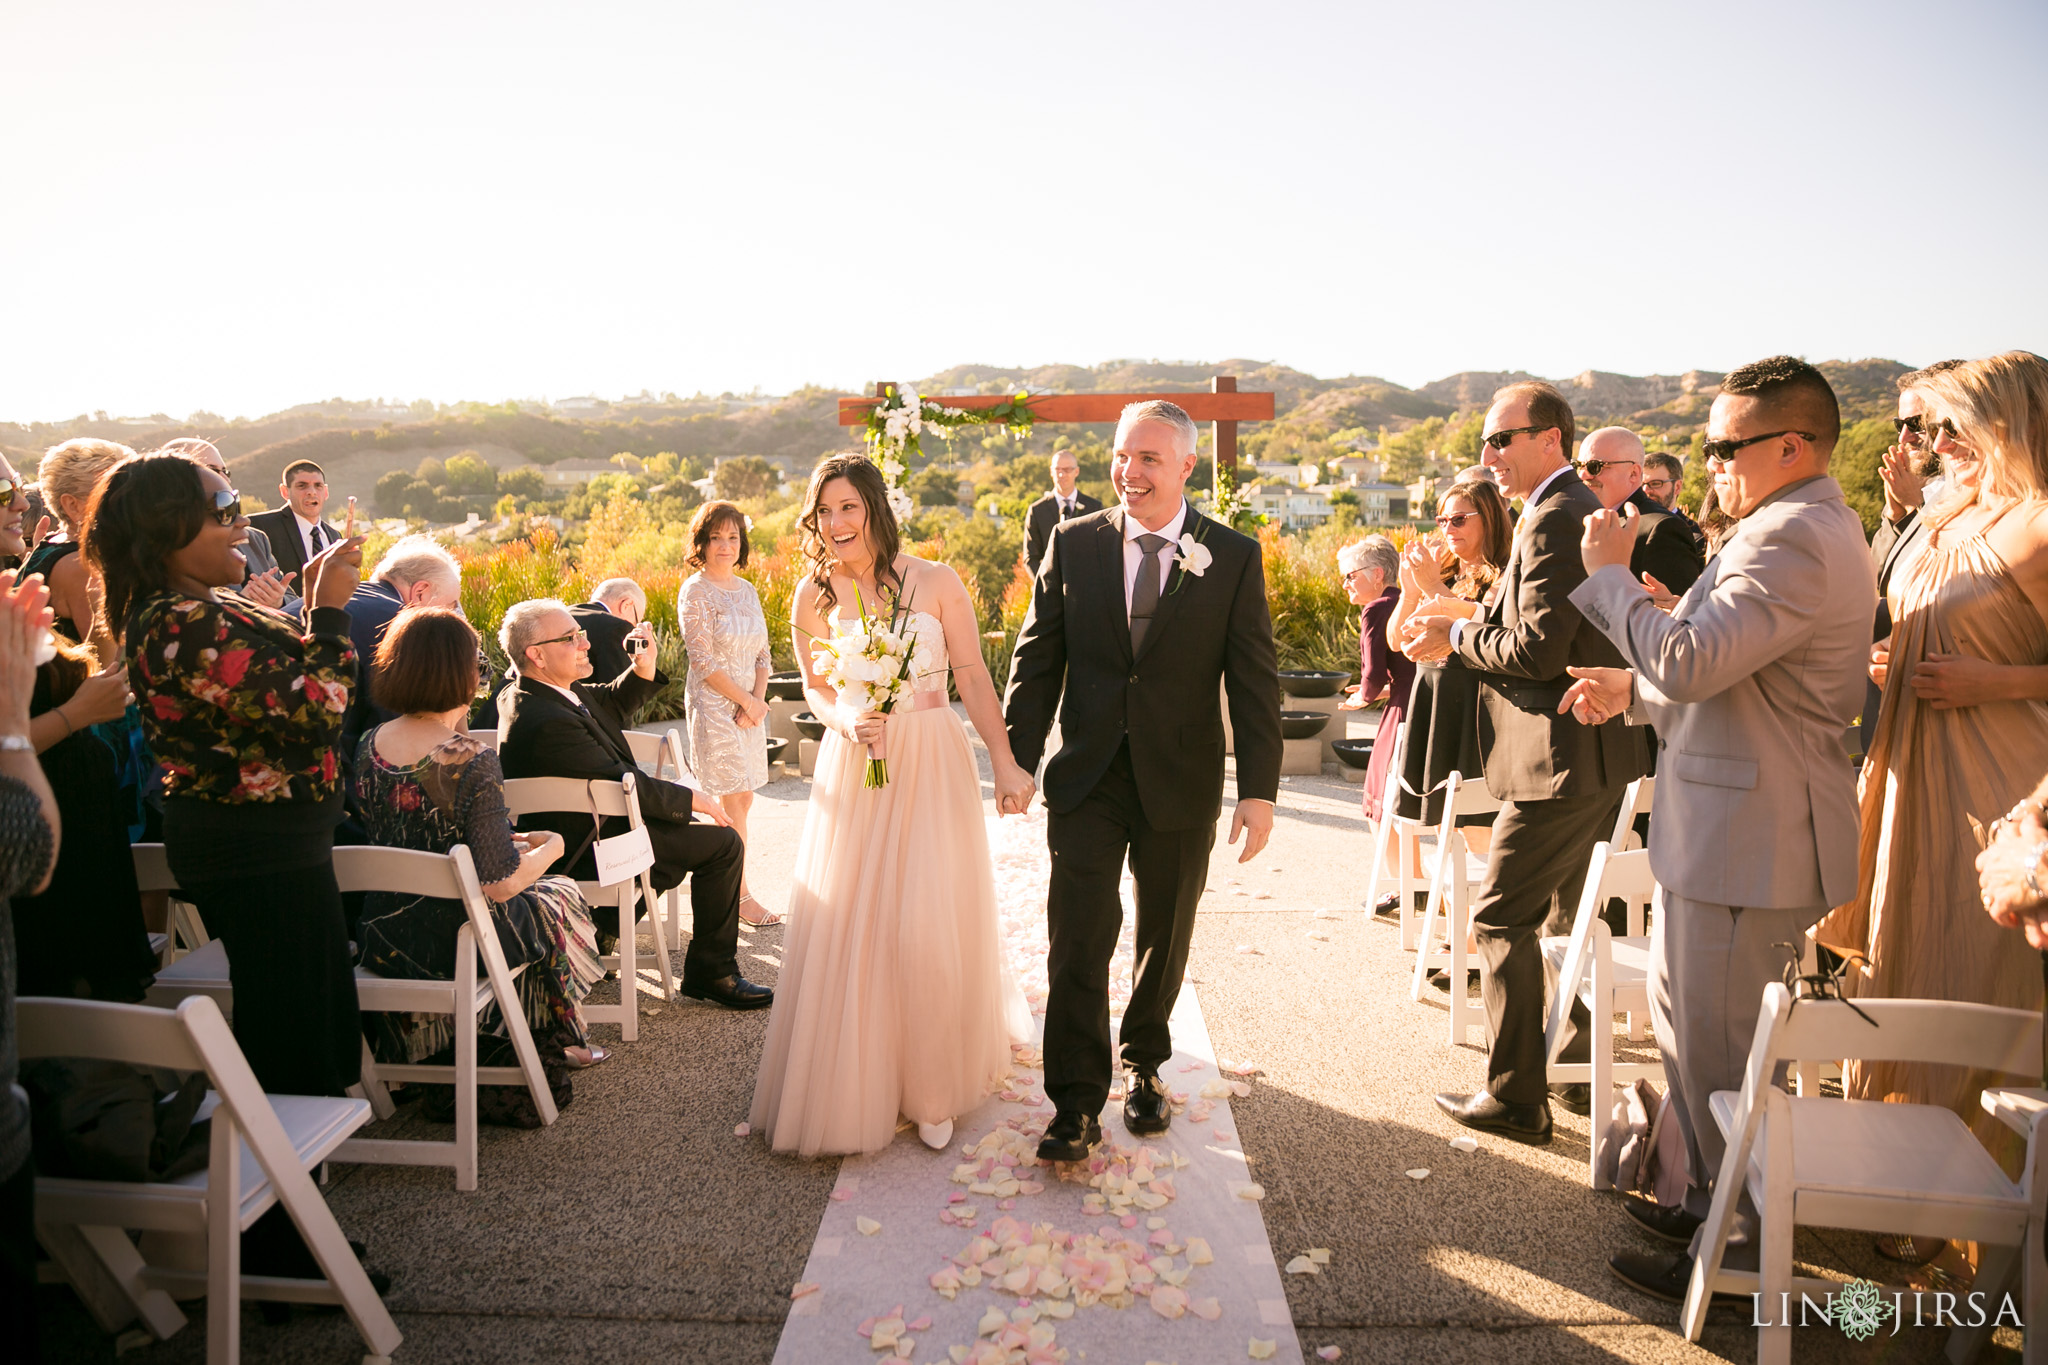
[1378,476,1513,915]
[84,452,366,1098]
[355,608,605,1070]
[677,499,777,924]
[0,455,149,1003]
[749,454,1031,1156]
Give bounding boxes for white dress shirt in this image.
[1122,500,1189,621]
[1449,462,1574,648]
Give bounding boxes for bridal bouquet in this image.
[806,587,928,789]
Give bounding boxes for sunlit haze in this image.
[3,0,2043,421]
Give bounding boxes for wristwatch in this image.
[2026,840,2048,901]
[0,734,32,753]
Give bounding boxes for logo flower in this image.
[1830,1279,1895,1341]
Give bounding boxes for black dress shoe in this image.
[1548,1083,1592,1116]
[1434,1091,1553,1145]
[679,973,773,1010]
[1622,1193,1703,1246]
[1609,1250,1743,1306]
[1122,1071,1170,1137]
[1036,1111,1103,1164]
[1427,967,1480,992]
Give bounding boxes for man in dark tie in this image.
[495,598,768,1010]
[1024,450,1103,573]
[1400,381,1649,1144]
[1575,427,1706,598]
[246,459,336,586]
[569,578,666,731]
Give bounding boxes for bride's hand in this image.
[841,707,887,745]
[994,760,1036,816]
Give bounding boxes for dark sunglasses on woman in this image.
[208,487,243,527]
[0,476,25,509]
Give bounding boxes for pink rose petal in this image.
[1317,1349,1343,1361]
[790,1281,819,1299]
[733,1122,751,1136]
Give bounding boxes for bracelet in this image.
[2025,840,2048,900]
[54,705,74,737]
[0,734,32,753]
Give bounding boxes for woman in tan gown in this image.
[1818,352,2048,1225]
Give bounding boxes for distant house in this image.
[540,457,616,488]
[553,396,609,415]
[1252,461,1318,488]
[1329,456,1381,485]
[1354,482,1413,523]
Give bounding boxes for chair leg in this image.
[207,1113,240,1365]
[1756,1102,1795,1365]
[1409,867,1442,1003]
[1950,1241,2019,1364]
[455,946,478,1193]
[1397,828,1417,952]
[644,876,676,1002]
[1589,935,1614,1191]
[1447,853,1472,1047]
[354,1041,396,1121]
[615,892,639,1043]
[1364,817,1388,920]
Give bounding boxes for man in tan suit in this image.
[1558,356,1875,1303]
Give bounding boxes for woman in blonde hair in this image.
[1817,350,2048,1261]
[23,438,133,651]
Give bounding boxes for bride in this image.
[748,453,1036,1155]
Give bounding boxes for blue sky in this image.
[2,0,2043,421]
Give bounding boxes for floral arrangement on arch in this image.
[862,384,1038,521]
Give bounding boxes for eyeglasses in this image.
[1482,424,1555,453]
[1338,566,1369,583]
[1927,417,1961,443]
[532,628,590,648]
[1701,430,1815,466]
[208,488,243,527]
[1643,478,1675,493]
[1571,458,1640,478]
[0,477,25,510]
[1892,414,1926,439]
[1434,512,1475,529]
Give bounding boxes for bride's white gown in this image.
[748,609,1030,1156]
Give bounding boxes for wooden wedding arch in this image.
[838,375,1276,496]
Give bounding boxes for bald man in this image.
[1575,428,1704,598]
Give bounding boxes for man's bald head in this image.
[1577,427,1647,509]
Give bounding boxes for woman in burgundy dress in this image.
[1339,536,1408,826]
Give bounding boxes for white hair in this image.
[1114,399,1198,458]
[591,576,646,613]
[499,597,573,669]
[1339,535,1399,580]
[372,534,461,591]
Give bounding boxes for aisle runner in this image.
[772,811,1305,1365]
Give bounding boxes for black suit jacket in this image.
[497,671,694,872]
[1025,491,1104,574]
[1005,503,1284,831]
[339,579,407,766]
[1624,487,1706,596]
[568,602,667,730]
[1451,473,1648,803]
[246,507,333,584]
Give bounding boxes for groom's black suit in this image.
[1004,502,1283,1119]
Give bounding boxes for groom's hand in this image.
[995,766,1035,816]
[1229,798,1274,863]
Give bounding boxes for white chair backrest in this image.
[330,844,470,900]
[1444,768,1500,818]
[1754,982,2042,1080]
[131,843,179,894]
[1608,775,1655,849]
[465,728,499,752]
[16,994,209,1073]
[1543,842,1658,1046]
[500,772,639,822]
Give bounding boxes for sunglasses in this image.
[208,487,243,527]
[1571,458,1640,478]
[532,628,590,649]
[0,476,25,510]
[1927,417,1960,443]
[1482,424,1555,453]
[1701,430,1815,466]
[1892,414,1925,439]
[1434,512,1475,529]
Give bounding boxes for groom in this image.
[1004,399,1284,1163]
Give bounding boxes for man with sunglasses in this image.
[1556,355,1874,1307]
[1402,381,1648,1145]
[1860,364,1958,756]
[1575,428,1705,599]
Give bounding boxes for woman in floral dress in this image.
[87,452,366,1099]
[678,500,778,924]
[353,607,604,1069]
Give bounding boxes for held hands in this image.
[1557,666,1632,726]
[1229,797,1274,863]
[1581,504,1637,576]
[734,693,768,729]
[994,760,1036,816]
[1978,804,2048,946]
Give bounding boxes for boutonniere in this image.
[1170,528,1212,593]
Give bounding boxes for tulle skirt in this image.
[748,704,1027,1156]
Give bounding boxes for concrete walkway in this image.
[36,753,2021,1364]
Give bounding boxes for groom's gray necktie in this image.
[1128,533,1169,652]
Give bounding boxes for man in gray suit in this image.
[1557,356,1875,1302]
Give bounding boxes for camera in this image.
[626,634,650,656]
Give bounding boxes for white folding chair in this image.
[140,845,231,1015]
[1360,723,1426,947]
[500,772,669,1043]
[1607,772,1654,852]
[132,844,209,964]
[20,995,401,1365]
[464,727,499,751]
[1682,985,2044,1364]
[625,728,698,948]
[335,845,559,1191]
[1540,840,1663,1187]
[1406,770,1500,1046]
